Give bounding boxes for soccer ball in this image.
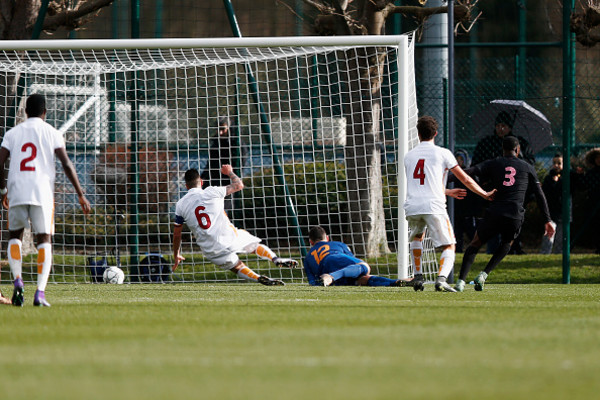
[103,266,125,284]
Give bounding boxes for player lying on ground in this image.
[455,136,554,292]
[304,225,410,287]
[404,116,496,292]
[172,165,298,286]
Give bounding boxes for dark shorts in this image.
[477,213,523,244]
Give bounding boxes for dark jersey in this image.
[470,155,551,222]
[303,241,363,286]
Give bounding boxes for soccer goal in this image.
[0,35,439,285]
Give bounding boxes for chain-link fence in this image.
[20,1,600,255]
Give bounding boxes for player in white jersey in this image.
[0,94,91,307]
[172,165,298,285]
[404,116,495,292]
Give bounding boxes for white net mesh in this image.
[0,35,437,284]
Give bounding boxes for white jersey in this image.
[1,117,65,207]
[403,141,458,216]
[174,186,260,259]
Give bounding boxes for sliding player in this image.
[455,136,554,291]
[172,165,298,286]
[304,225,410,287]
[404,116,495,292]
[0,94,91,307]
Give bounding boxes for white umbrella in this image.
[472,100,553,154]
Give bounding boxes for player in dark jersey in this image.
[304,226,409,287]
[455,136,555,292]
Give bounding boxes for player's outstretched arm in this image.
[172,224,185,271]
[446,188,467,199]
[56,148,91,214]
[451,165,495,201]
[221,164,244,196]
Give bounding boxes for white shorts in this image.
[8,204,54,235]
[205,229,261,270]
[407,213,456,248]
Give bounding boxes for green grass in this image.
[1,281,600,400]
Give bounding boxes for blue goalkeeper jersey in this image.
[303,240,364,285]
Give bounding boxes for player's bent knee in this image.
[358,262,370,275]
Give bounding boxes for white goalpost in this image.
[0,35,439,284]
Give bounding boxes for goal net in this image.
[0,35,439,285]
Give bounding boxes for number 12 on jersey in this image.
[413,159,426,185]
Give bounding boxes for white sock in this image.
[254,244,276,262]
[410,240,423,275]
[7,238,23,281]
[438,249,456,279]
[36,243,52,292]
[234,264,260,282]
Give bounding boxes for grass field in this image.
[1,254,600,400]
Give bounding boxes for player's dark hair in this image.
[495,111,513,128]
[309,226,327,243]
[184,168,201,185]
[25,94,46,118]
[502,136,520,152]
[553,152,563,158]
[416,116,438,141]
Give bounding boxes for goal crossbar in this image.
[0,35,409,51]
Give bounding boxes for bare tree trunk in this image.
[343,47,390,257]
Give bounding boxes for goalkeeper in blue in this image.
[304,226,408,287]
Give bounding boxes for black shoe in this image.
[391,279,408,287]
[412,274,425,292]
[273,257,299,268]
[12,278,24,307]
[257,275,285,286]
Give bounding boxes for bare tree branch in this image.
[571,6,600,46]
[42,0,114,32]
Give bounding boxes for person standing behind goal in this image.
[404,116,495,292]
[172,165,298,286]
[0,94,91,307]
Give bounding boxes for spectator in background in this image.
[452,149,478,252]
[539,153,583,254]
[201,117,243,213]
[472,111,535,254]
[540,154,563,254]
[201,117,238,187]
[584,148,600,254]
[472,111,535,166]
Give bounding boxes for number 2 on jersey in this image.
[20,142,37,172]
[413,159,426,185]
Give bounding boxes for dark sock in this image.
[366,276,398,287]
[459,245,479,281]
[484,242,512,274]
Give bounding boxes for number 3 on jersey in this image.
[413,159,426,185]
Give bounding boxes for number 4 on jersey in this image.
[413,159,426,185]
